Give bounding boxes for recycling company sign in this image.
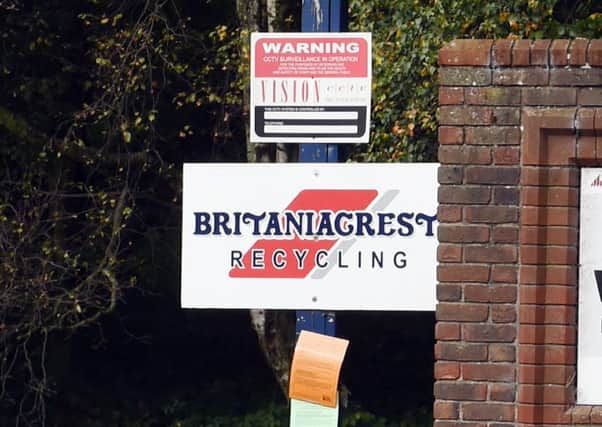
[181,163,438,311]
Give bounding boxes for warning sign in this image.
[254,36,368,78]
[250,32,371,143]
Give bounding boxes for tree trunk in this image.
[237,0,299,400]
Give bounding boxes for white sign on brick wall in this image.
[578,167,602,404]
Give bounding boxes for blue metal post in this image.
[296,0,347,338]
[294,5,348,423]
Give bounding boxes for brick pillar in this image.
[437,39,602,426]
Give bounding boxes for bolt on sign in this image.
[180,163,438,311]
[578,168,602,404]
[250,32,371,143]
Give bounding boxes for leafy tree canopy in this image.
[0,0,245,423]
[348,0,602,162]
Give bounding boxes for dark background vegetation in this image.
[1,0,601,425]
[48,309,435,426]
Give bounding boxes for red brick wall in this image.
[437,39,602,426]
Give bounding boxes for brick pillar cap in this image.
[438,39,493,66]
[440,38,602,67]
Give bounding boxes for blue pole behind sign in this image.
[296,0,347,339]
[296,1,346,422]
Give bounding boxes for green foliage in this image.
[164,403,287,427]
[0,1,247,423]
[348,0,602,162]
[64,400,289,427]
[52,396,430,427]
[342,406,430,427]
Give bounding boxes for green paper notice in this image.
[290,397,339,427]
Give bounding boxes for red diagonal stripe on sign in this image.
[229,189,378,278]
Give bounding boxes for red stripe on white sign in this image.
[229,189,377,278]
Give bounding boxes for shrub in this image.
[348,0,602,162]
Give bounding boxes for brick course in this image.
[437,39,602,426]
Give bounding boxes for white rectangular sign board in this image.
[181,163,438,311]
[578,168,602,404]
[250,32,371,143]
